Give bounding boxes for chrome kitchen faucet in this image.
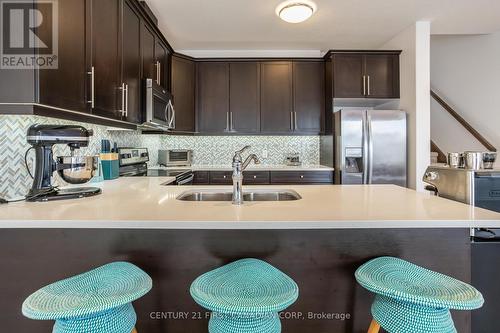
[232,146,261,205]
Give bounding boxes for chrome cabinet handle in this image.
[155,61,161,85]
[230,112,234,132]
[367,75,371,96]
[119,83,126,116]
[87,67,95,108]
[362,75,366,96]
[300,175,304,179]
[290,112,294,130]
[294,112,298,131]
[253,175,257,179]
[125,84,128,117]
[225,112,230,131]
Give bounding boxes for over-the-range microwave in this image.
[141,78,175,131]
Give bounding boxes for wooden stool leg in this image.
[367,318,381,333]
[131,328,138,333]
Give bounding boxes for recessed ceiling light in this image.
[276,0,317,24]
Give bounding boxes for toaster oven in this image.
[158,150,192,167]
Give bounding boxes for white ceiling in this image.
[146,0,500,53]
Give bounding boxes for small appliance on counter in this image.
[284,153,301,166]
[119,148,194,185]
[25,124,101,202]
[158,149,192,167]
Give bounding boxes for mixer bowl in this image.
[57,156,98,184]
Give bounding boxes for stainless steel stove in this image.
[118,148,194,185]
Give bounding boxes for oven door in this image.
[143,78,174,130]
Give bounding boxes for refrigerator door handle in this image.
[362,111,369,184]
[367,111,374,184]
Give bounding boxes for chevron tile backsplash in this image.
[0,115,319,200]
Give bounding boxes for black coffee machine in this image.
[26,124,101,201]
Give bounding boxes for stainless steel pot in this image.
[447,152,464,168]
[483,152,497,169]
[56,156,98,184]
[463,151,484,170]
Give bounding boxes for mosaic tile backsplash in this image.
[0,115,319,199]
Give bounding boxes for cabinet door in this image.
[155,40,171,90]
[293,61,324,134]
[171,55,195,132]
[196,62,230,133]
[229,62,260,133]
[89,0,120,119]
[364,54,399,98]
[141,24,156,81]
[260,62,293,133]
[121,0,141,123]
[332,54,364,98]
[38,0,88,112]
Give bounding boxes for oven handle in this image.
[177,173,194,185]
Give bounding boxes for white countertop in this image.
[151,165,335,172]
[2,177,500,229]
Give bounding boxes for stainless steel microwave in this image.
[142,78,175,130]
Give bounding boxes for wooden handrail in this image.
[431,90,496,152]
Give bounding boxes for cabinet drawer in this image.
[270,171,333,184]
[209,171,232,185]
[193,171,209,185]
[243,171,270,185]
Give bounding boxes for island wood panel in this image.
[0,229,471,333]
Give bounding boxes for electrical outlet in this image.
[262,149,269,159]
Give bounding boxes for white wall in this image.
[431,32,500,160]
[379,22,431,191]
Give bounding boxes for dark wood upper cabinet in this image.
[171,55,195,132]
[364,54,400,98]
[229,62,260,133]
[293,61,324,134]
[155,40,171,91]
[141,24,156,81]
[120,0,142,124]
[38,0,88,113]
[260,62,293,134]
[332,54,365,98]
[89,0,121,119]
[331,51,400,99]
[196,62,230,133]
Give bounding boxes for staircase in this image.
[430,89,496,164]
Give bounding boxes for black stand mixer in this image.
[26,124,102,201]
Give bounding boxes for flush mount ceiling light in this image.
[276,0,317,24]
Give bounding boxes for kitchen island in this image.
[1,178,499,333]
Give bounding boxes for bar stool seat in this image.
[355,257,484,333]
[190,258,299,333]
[22,262,152,333]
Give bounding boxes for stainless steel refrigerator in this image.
[323,109,407,186]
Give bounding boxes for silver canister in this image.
[447,152,464,168]
[463,151,484,170]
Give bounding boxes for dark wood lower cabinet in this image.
[270,171,334,184]
[193,170,333,185]
[209,171,233,185]
[243,171,270,185]
[0,229,471,333]
[193,171,210,185]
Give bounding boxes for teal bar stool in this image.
[355,257,484,333]
[22,262,152,333]
[190,258,299,333]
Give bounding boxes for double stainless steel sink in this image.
[177,189,302,202]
